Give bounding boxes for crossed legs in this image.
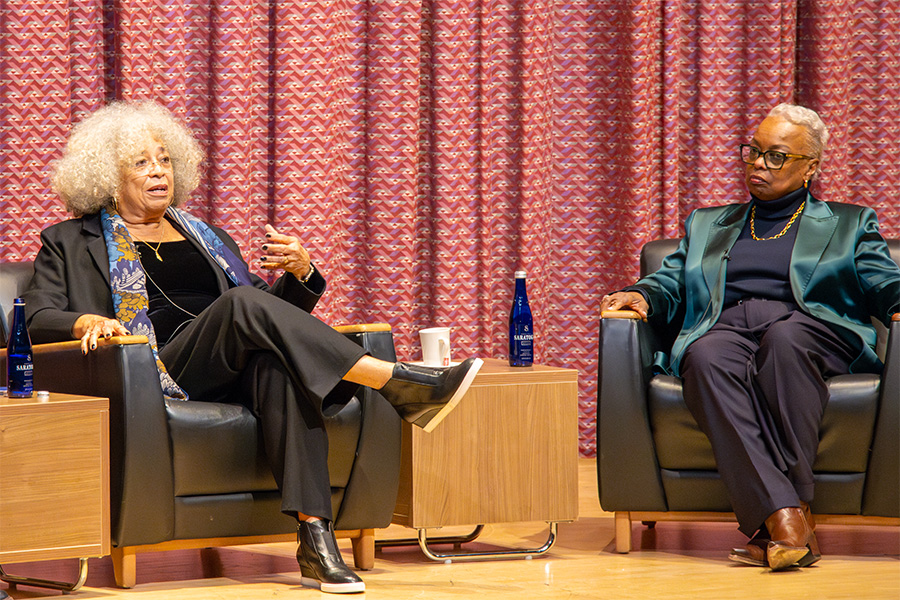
[681,300,857,567]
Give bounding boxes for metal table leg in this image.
[376,524,485,550]
[417,522,558,561]
[377,522,559,562]
[0,558,89,592]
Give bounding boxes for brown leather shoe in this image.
[729,540,768,566]
[729,526,769,566]
[764,507,821,570]
[800,501,816,531]
[797,501,821,567]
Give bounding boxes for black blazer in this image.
[22,212,326,344]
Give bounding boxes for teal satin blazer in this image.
[635,193,900,376]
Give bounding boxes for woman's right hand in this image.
[599,291,650,321]
[73,314,131,354]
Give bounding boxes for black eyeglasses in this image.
[739,144,815,170]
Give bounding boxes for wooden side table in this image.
[380,358,579,560]
[0,392,109,592]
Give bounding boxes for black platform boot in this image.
[296,519,365,594]
[378,357,483,433]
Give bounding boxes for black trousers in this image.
[680,299,859,537]
[159,286,369,521]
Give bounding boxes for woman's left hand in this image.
[260,224,313,280]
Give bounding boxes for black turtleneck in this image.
[722,186,807,308]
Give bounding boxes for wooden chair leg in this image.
[615,512,632,553]
[111,546,137,588]
[350,529,375,570]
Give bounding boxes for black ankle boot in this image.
[296,519,365,594]
[379,357,483,433]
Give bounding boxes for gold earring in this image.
[803,179,809,188]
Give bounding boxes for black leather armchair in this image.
[597,239,900,553]
[1,261,401,587]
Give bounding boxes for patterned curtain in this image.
[1,0,898,455]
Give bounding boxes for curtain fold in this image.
[797,0,900,223]
[0,1,105,235]
[1,0,897,455]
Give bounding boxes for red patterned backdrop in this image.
[1,0,898,456]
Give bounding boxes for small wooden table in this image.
[381,358,579,560]
[0,392,110,592]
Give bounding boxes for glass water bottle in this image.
[6,297,34,398]
[508,270,534,367]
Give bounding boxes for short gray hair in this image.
[767,103,829,176]
[51,101,204,216]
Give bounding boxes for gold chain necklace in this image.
[750,200,805,241]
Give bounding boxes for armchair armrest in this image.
[863,316,900,516]
[600,310,643,320]
[333,323,392,334]
[596,311,668,512]
[3,335,176,547]
[333,322,396,366]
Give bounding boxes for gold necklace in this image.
[750,200,805,241]
[133,224,166,261]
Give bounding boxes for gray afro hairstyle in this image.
[51,101,204,216]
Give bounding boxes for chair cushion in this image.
[167,400,278,496]
[649,373,880,473]
[168,396,362,497]
[648,376,717,470]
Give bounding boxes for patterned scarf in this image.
[100,206,253,400]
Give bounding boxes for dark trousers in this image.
[680,299,859,537]
[159,286,368,521]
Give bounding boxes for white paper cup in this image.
[419,327,451,367]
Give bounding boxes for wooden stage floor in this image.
[2,459,898,599]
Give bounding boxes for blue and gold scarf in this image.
[100,206,253,400]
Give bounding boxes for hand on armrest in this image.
[600,291,649,321]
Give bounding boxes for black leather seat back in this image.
[0,261,35,344]
[640,238,680,278]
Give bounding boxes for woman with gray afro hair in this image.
[51,101,203,216]
[24,101,484,594]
